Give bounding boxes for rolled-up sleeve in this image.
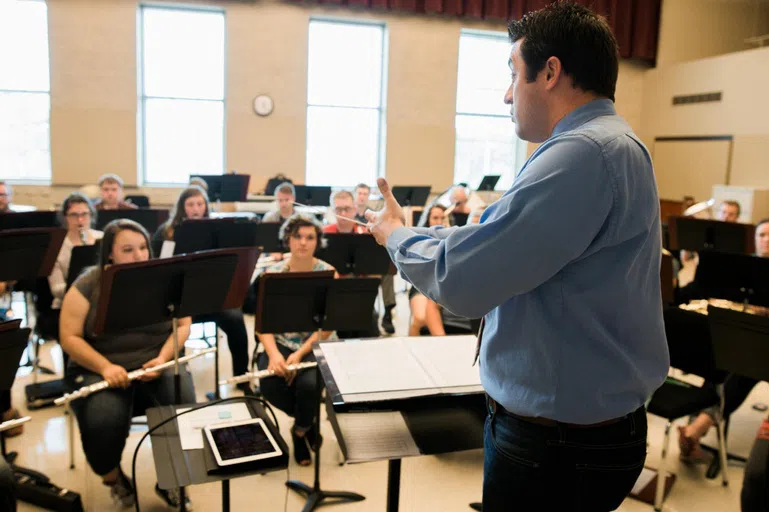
[385,135,615,318]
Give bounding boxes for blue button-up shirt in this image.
[386,99,669,424]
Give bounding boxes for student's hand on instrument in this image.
[268,352,289,379]
[137,356,166,382]
[365,178,406,245]
[102,364,130,389]
[284,351,305,385]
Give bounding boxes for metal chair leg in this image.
[655,421,672,511]
[68,405,75,470]
[716,383,729,487]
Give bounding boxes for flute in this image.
[220,361,318,386]
[0,416,31,433]
[55,348,216,406]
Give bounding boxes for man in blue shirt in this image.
[367,3,669,510]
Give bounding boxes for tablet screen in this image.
[210,421,278,461]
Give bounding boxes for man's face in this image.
[504,40,549,143]
[756,223,769,258]
[355,187,370,209]
[100,181,122,207]
[334,196,355,232]
[277,192,295,216]
[718,203,739,223]
[0,184,9,212]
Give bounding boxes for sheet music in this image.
[336,411,420,462]
[176,403,251,450]
[320,336,483,403]
[321,339,436,397]
[405,335,481,389]
[159,240,176,259]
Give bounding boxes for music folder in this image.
[67,243,101,289]
[95,208,170,235]
[0,211,59,230]
[668,216,755,254]
[173,218,258,256]
[391,186,431,207]
[316,233,393,276]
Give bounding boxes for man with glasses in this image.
[324,190,366,234]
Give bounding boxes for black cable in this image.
[131,395,279,512]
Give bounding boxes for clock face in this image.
[253,95,274,116]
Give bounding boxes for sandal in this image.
[677,425,709,463]
[291,426,312,466]
[1,408,24,438]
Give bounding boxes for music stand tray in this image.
[391,186,431,207]
[95,208,170,235]
[316,234,393,276]
[476,175,500,191]
[173,219,259,256]
[668,217,755,254]
[67,244,101,290]
[293,185,332,207]
[0,211,59,230]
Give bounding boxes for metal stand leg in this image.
[715,385,730,487]
[654,421,672,511]
[387,459,401,512]
[170,312,187,512]
[68,406,75,469]
[222,479,230,512]
[286,334,366,511]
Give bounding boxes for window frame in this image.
[305,17,388,188]
[137,3,227,186]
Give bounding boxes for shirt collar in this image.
[551,98,616,137]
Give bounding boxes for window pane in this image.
[308,21,383,108]
[143,99,223,184]
[454,115,518,190]
[306,106,380,187]
[0,92,51,180]
[0,1,50,92]
[456,32,510,117]
[142,8,225,100]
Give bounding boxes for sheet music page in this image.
[159,240,176,259]
[405,335,482,389]
[336,411,420,462]
[176,403,251,450]
[320,339,436,396]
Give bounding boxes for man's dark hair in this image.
[507,1,619,101]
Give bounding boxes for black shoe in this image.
[305,423,324,451]
[291,426,312,466]
[155,483,193,510]
[381,309,395,335]
[109,470,135,508]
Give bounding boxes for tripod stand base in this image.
[286,480,365,512]
[469,503,482,511]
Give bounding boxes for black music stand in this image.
[391,186,431,207]
[294,185,332,207]
[317,233,393,276]
[191,174,251,203]
[95,208,170,234]
[254,272,380,511]
[0,229,66,382]
[173,220,262,399]
[95,248,255,512]
[0,211,58,230]
[253,223,282,253]
[67,243,101,289]
[694,252,769,307]
[668,217,755,254]
[0,320,32,464]
[476,175,500,191]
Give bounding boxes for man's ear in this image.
[544,56,562,90]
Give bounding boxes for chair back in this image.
[664,307,727,383]
[708,306,769,382]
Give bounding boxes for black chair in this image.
[125,194,150,208]
[646,307,729,511]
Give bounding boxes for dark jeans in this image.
[0,455,14,512]
[67,368,195,476]
[742,417,769,512]
[483,400,647,512]
[256,344,318,431]
[195,308,250,376]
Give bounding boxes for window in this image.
[0,0,51,181]
[306,20,386,187]
[455,30,526,191]
[139,6,225,184]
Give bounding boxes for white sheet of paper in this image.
[405,335,480,389]
[631,467,656,495]
[159,240,176,259]
[176,403,251,450]
[336,411,420,463]
[321,339,436,397]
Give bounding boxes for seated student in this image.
[449,186,471,215]
[0,181,11,213]
[678,219,769,461]
[0,282,23,440]
[323,190,366,234]
[262,182,296,224]
[151,186,251,387]
[353,183,370,224]
[718,199,741,223]
[409,205,449,336]
[189,176,209,192]
[255,214,335,466]
[60,219,194,508]
[94,174,138,211]
[49,193,103,312]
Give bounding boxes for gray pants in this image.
[381,274,395,308]
[67,368,195,476]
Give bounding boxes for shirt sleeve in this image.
[385,135,615,318]
[48,258,66,301]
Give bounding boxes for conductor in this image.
[366,3,669,511]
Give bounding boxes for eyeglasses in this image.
[66,212,91,220]
[334,207,354,214]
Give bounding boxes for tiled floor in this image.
[8,280,759,511]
